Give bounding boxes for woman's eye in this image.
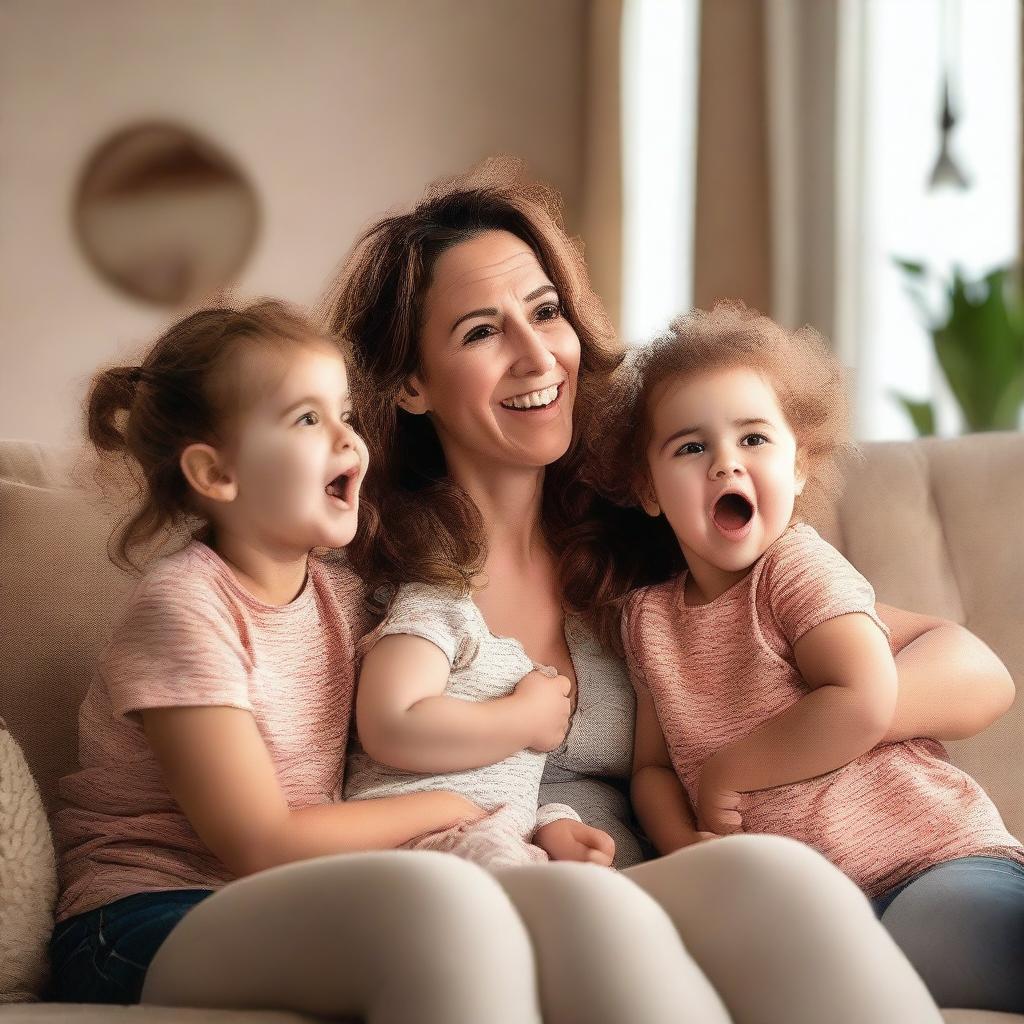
[675,441,704,456]
[297,411,319,426]
[535,302,561,322]
[463,324,496,344]
[742,433,769,447]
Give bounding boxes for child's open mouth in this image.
[711,492,755,536]
[325,466,359,508]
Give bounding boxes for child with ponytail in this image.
[48,300,498,1010]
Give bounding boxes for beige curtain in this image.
[580,0,845,341]
[692,0,773,315]
[693,0,843,344]
[580,0,625,333]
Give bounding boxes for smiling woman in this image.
[316,160,969,1024]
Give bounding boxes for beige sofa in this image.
[1,433,1022,1024]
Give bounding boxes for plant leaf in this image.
[890,392,936,436]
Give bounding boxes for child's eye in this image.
[297,411,319,426]
[674,441,704,456]
[741,433,769,447]
[535,302,562,322]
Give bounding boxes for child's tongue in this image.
[713,494,752,531]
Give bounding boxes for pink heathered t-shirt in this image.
[52,540,368,923]
[622,522,1024,897]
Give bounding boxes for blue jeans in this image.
[871,856,1024,1012]
[48,889,214,1004]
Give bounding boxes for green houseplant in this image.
[893,261,1024,434]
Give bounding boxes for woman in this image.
[317,158,1014,1021]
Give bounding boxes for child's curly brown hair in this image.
[570,301,859,655]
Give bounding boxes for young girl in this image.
[587,302,1024,1010]
[47,300,525,1012]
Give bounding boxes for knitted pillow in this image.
[0,718,57,1002]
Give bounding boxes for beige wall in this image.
[0,0,587,444]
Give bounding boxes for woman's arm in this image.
[877,603,1015,742]
[356,634,571,773]
[698,612,896,833]
[142,706,484,878]
[630,682,715,854]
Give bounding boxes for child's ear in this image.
[397,374,431,415]
[636,474,661,518]
[794,452,807,496]
[180,444,238,504]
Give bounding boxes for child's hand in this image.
[696,760,744,836]
[534,818,616,866]
[513,670,572,752]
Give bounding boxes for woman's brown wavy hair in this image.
[574,301,858,656]
[85,298,340,573]
[319,158,625,613]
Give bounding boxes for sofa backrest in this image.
[814,432,1024,839]
[1,434,1021,838]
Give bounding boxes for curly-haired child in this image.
[587,302,1024,1012]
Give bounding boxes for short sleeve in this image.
[620,590,651,695]
[376,583,480,670]
[103,583,253,720]
[757,525,890,650]
[533,802,583,832]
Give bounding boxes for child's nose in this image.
[710,455,744,479]
[332,421,356,450]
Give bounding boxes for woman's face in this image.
[405,229,581,475]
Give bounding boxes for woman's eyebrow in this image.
[450,307,497,333]
[449,285,558,334]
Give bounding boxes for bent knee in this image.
[676,835,869,915]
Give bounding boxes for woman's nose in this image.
[508,320,557,376]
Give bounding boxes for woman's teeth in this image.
[501,384,559,410]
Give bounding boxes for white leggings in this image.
[143,836,942,1024]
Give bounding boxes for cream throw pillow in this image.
[0,718,57,1001]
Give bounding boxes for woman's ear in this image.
[180,444,238,504]
[397,374,431,415]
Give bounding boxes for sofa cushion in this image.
[817,433,1024,841]
[0,433,1021,841]
[0,442,139,815]
[0,723,56,1002]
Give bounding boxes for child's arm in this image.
[533,818,616,866]
[143,705,486,878]
[631,680,721,854]
[698,611,896,834]
[878,603,1015,741]
[357,634,570,773]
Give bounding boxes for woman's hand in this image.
[534,818,616,866]
[513,670,572,752]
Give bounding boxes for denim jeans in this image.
[871,856,1024,1013]
[48,889,214,1004]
